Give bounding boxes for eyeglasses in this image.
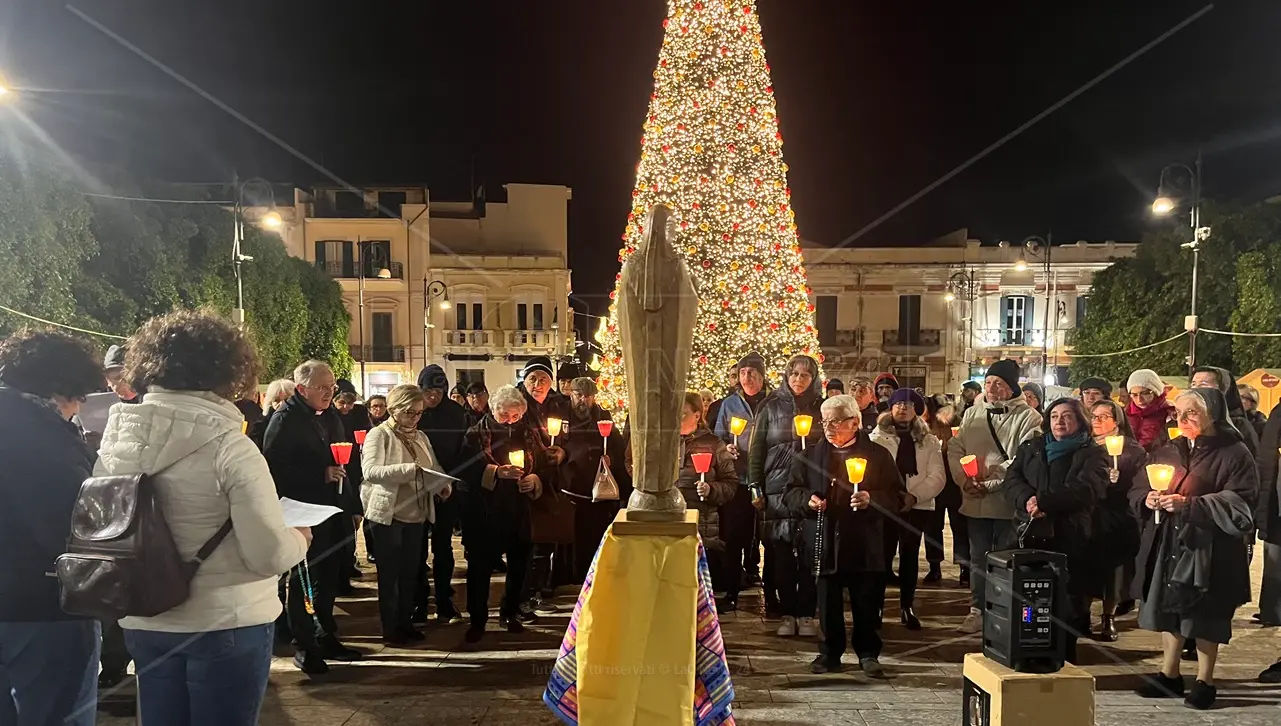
[1090,414,1115,422]
[1129,390,1156,401]
[403,409,424,418]
[820,416,855,430]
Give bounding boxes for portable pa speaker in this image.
[982,548,1067,673]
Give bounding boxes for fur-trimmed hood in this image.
[875,411,930,443]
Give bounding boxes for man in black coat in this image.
[414,364,473,623]
[263,360,361,675]
[786,394,906,677]
[560,378,629,581]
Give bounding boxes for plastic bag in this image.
[592,457,620,502]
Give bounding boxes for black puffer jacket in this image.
[747,357,824,545]
[675,426,738,549]
[1257,401,1281,545]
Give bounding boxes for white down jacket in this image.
[869,415,946,511]
[95,387,307,633]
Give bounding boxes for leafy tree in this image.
[0,158,97,335]
[0,159,351,380]
[1073,199,1281,383]
[1229,247,1281,371]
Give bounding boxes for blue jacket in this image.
[714,390,765,485]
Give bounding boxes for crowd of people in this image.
[2,307,1280,722]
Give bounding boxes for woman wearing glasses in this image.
[1130,388,1258,710]
[1125,369,1175,451]
[1085,400,1145,641]
[361,384,454,645]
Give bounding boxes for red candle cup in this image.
[597,420,614,438]
[960,454,979,479]
[331,442,353,466]
[353,430,367,445]
[691,451,713,474]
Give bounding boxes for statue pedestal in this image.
[615,508,699,534]
[543,509,735,726]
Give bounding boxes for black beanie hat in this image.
[986,359,1022,396]
[735,352,766,378]
[521,356,555,381]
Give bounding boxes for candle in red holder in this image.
[691,451,713,501]
[597,420,614,439]
[353,430,367,445]
[960,454,979,479]
[330,442,353,465]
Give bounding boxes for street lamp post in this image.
[423,279,449,365]
[1020,235,1054,385]
[357,239,392,395]
[945,270,981,389]
[231,176,282,328]
[1152,155,1208,378]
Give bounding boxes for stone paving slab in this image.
[96,532,1281,725]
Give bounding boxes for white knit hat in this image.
[1126,369,1165,395]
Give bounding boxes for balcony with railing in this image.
[316,260,405,280]
[881,328,942,356]
[506,330,558,349]
[445,329,498,347]
[349,345,406,363]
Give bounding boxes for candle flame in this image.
[793,414,813,437]
[1105,435,1125,457]
[729,417,748,436]
[547,417,563,437]
[845,457,867,485]
[1145,463,1174,492]
[508,450,526,469]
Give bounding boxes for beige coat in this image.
[360,423,453,525]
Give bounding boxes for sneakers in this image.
[797,617,819,637]
[1184,680,1216,710]
[437,604,465,625]
[293,650,329,676]
[859,657,887,679]
[1258,659,1281,683]
[809,655,842,674]
[958,608,983,634]
[1134,672,1184,699]
[776,616,797,636]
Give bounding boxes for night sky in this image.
[3,0,1279,325]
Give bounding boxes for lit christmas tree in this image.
[593,0,822,412]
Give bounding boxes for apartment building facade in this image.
[801,229,1138,394]
[272,183,574,396]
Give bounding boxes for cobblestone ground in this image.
[99,529,1281,725]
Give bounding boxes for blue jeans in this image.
[0,619,100,726]
[968,518,1014,609]
[125,623,274,726]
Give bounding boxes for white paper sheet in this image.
[419,466,461,482]
[279,497,343,528]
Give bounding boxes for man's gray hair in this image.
[821,394,862,424]
[490,384,528,415]
[293,360,333,386]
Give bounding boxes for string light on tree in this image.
[595,0,822,411]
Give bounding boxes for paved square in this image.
[99,533,1281,724]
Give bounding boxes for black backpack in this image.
[56,471,232,620]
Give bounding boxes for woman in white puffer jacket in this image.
[95,310,309,726]
[869,388,945,630]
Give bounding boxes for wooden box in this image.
[962,652,1094,726]
[611,508,699,536]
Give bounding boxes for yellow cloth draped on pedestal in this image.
[576,529,699,726]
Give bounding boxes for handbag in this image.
[592,457,620,502]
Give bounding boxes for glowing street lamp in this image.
[1151,196,1176,216]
